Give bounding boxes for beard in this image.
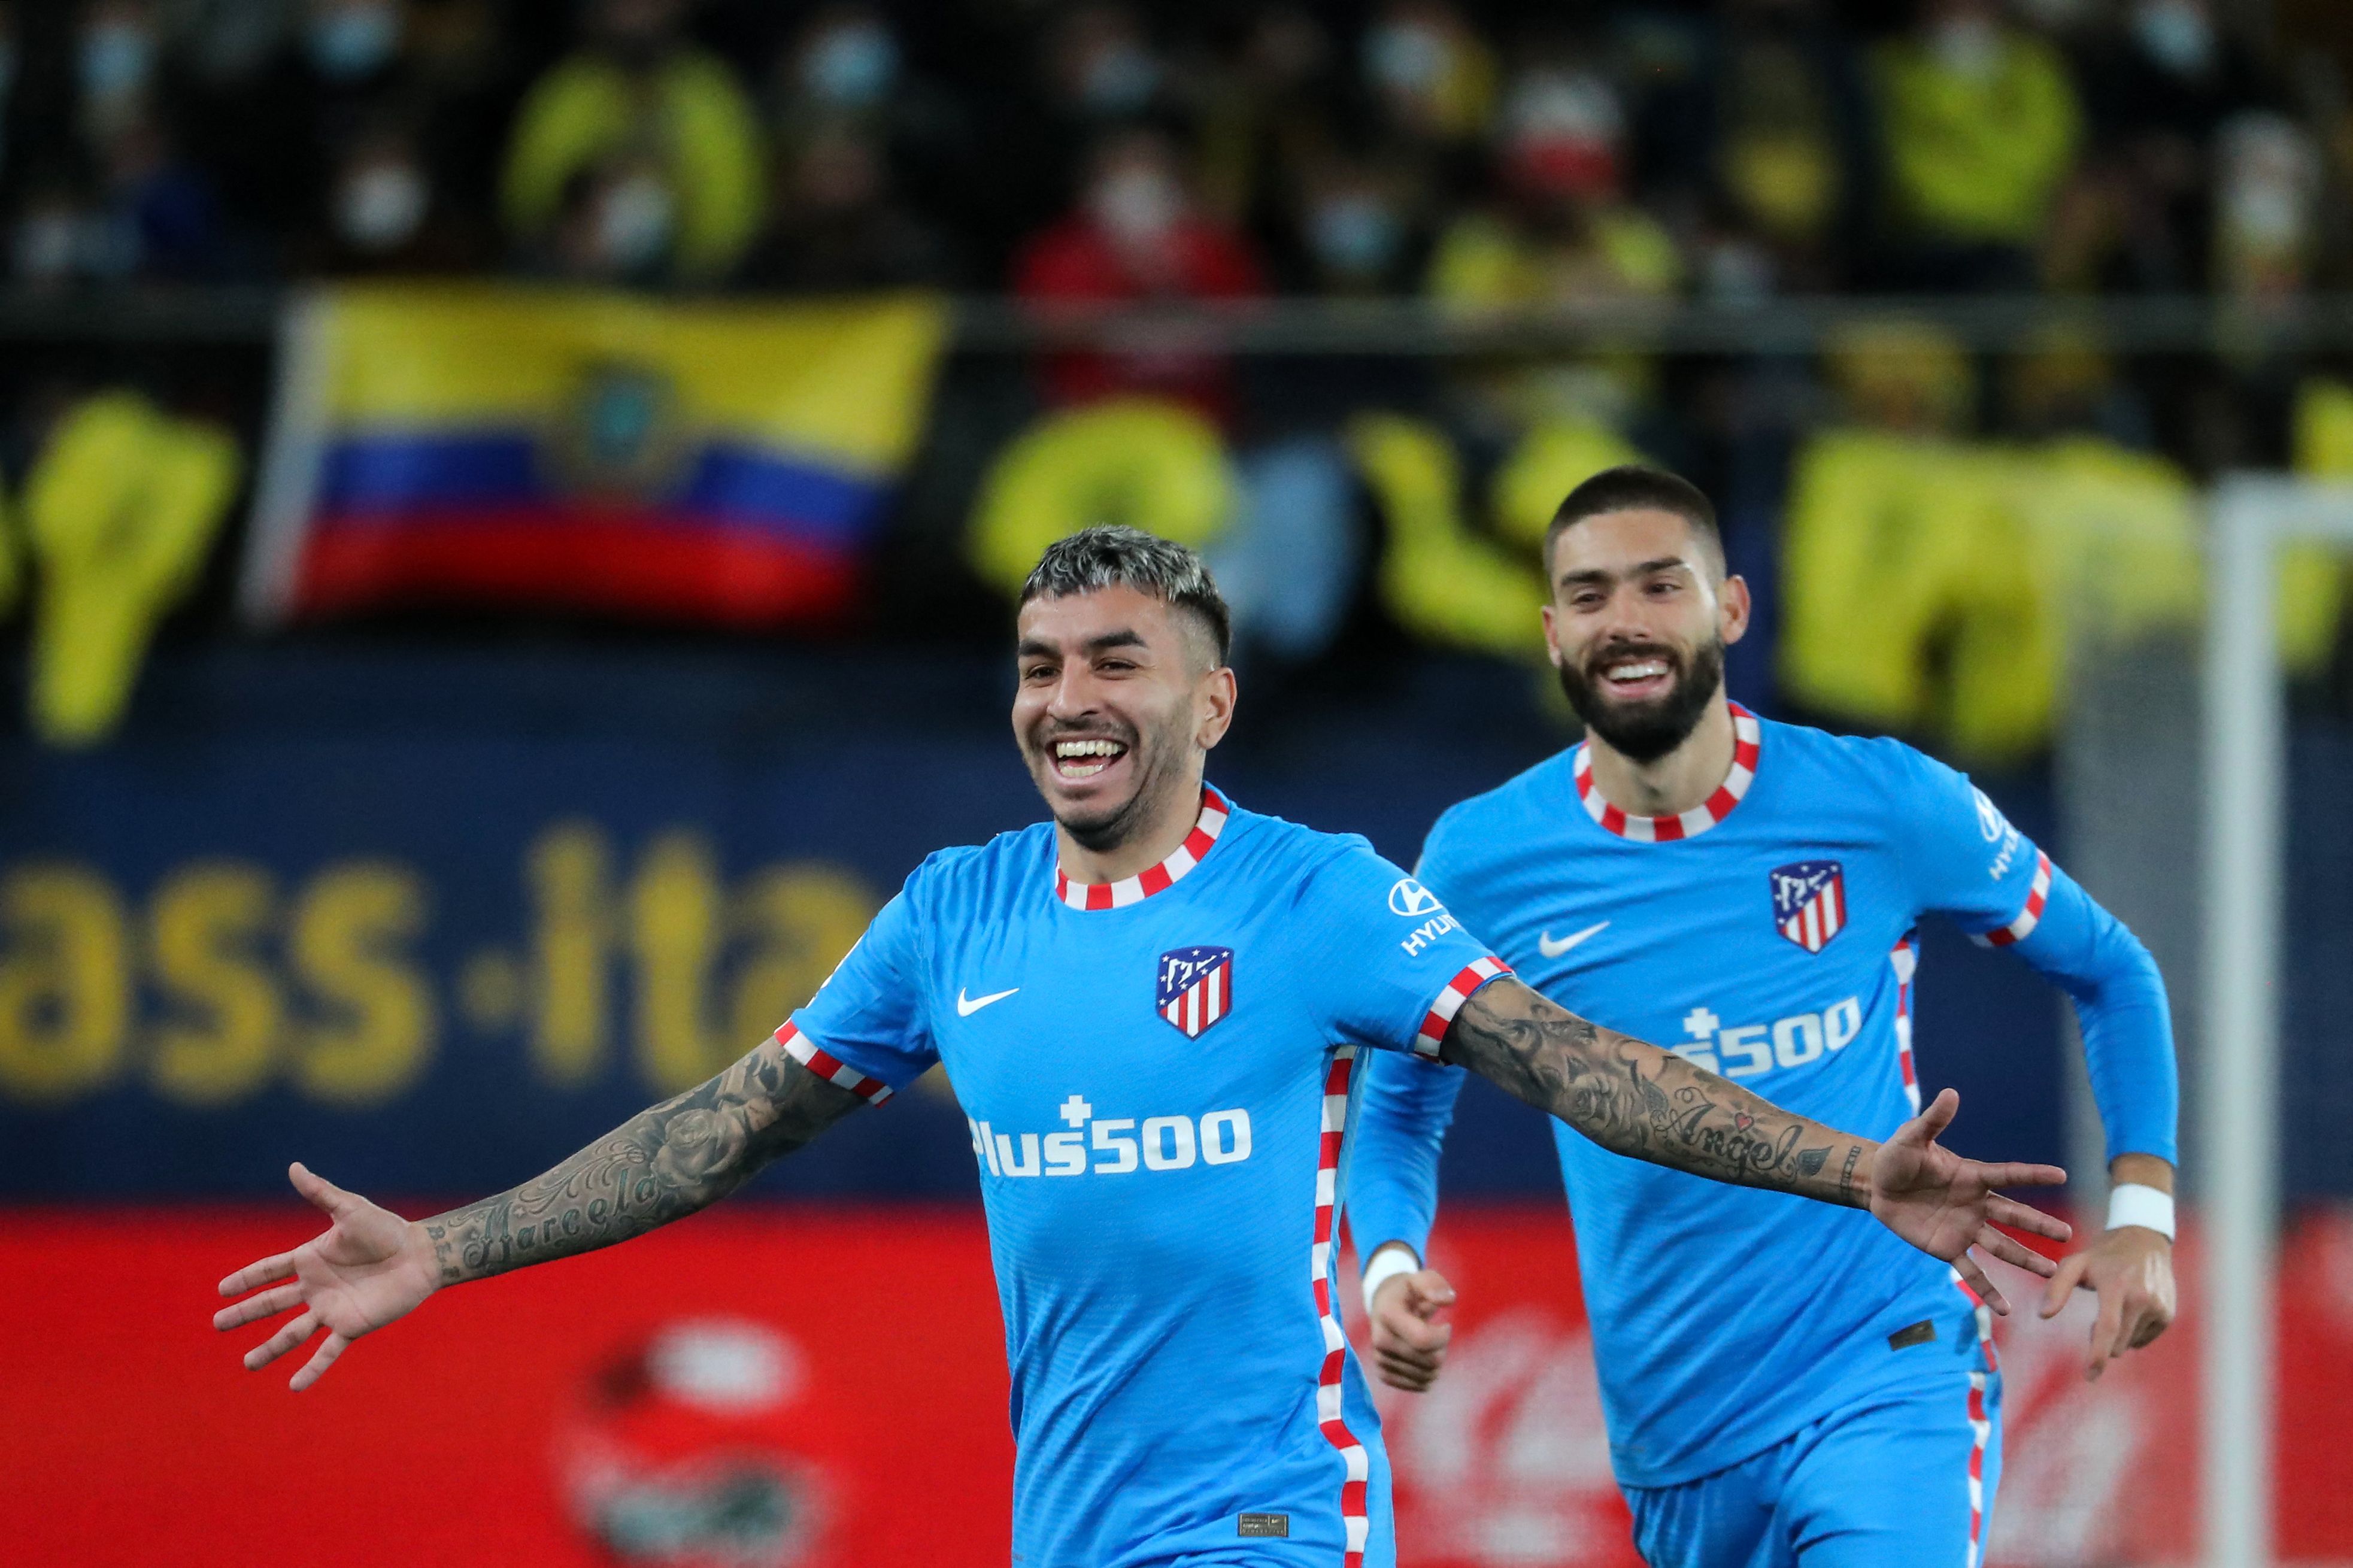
[1026,716,1187,854]
[1555,636,1726,763]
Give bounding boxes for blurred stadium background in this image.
[2,0,2352,1563]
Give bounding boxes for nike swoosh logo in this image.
[1538,921,1609,959]
[956,987,1019,1017]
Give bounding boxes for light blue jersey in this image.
[784,787,1508,1568]
[1350,708,2178,1502]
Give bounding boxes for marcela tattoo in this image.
[1439,978,1872,1206]
[421,1038,865,1287]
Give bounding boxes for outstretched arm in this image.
[215,1036,863,1388]
[422,1035,862,1284]
[1440,977,2071,1310]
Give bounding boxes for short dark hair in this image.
[1545,465,1724,577]
[1019,526,1233,666]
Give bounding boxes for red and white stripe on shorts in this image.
[774,1021,894,1104]
[1312,1045,1370,1566]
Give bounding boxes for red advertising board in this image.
[6,1205,2351,1567]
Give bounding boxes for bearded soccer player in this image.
[216,527,2073,1568]
[1350,469,2179,1568]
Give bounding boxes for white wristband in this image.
[2106,1183,2176,1241]
[1361,1244,1422,1317]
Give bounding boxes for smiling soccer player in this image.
[1351,468,2180,1568]
[216,526,2072,1568]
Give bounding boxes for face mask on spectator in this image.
[1080,40,1160,114]
[1090,165,1182,248]
[14,205,86,283]
[2133,0,2215,77]
[310,2,402,81]
[1308,193,1402,279]
[336,158,428,251]
[80,19,158,104]
[803,20,897,108]
[595,172,676,272]
[1927,16,2001,80]
[1364,20,1445,97]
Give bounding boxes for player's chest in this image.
[922,911,1314,1114]
[1479,835,1911,1012]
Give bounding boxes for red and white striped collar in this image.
[1573,704,1763,842]
[1054,786,1230,911]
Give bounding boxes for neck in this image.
[1057,772,1205,885]
[1583,694,1736,819]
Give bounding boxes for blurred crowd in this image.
[0,0,2341,307]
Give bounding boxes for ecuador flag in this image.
[241,285,949,627]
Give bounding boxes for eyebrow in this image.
[1015,629,1151,660]
[1557,556,1695,590]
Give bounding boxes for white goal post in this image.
[2202,477,2353,1568]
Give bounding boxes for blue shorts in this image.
[1624,1370,2002,1568]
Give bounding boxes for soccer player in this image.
[216,527,2071,1568]
[1350,468,2179,1567]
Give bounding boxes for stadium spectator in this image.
[1648,0,1879,294]
[741,121,961,292]
[500,0,763,284]
[1188,5,1341,239]
[1426,59,1682,426]
[2050,0,2276,291]
[308,115,483,274]
[1362,0,1497,155]
[1870,0,2084,290]
[1284,148,1427,296]
[1013,126,1265,424]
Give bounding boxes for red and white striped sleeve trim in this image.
[1411,957,1512,1058]
[1972,850,2052,949]
[774,1021,894,1105]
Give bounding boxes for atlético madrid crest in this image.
[1158,947,1233,1038]
[1771,861,1846,954]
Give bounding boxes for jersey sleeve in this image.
[778,879,938,1104]
[1290,838,1511,1059]
[1346,1047,1466,1268]
[1893,746,2179,1165]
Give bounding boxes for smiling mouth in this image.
[1049,736,1130,781]
[1593,651,1678,700]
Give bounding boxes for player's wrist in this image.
[2105,1182,2175,1242]
[1361,1243,1421,1317]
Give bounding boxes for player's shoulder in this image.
[1422,749,1582,871]
[1214,794,1377,881]
[899,822,1056,912]
[1757,714,1957,794]
[1753,715,1984,837]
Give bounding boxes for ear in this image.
[1719,574,1752,647]
[1195,665,1238,751]
[1540,603,1568,669]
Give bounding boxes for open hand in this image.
[1869,1088,2072,1314]
[2039,1223,2175,1380]
[1368,1263,1457,1393]
[213,1162,440,1390]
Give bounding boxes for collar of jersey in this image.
[1054,786,1230,911]
[1573,705,1762,842]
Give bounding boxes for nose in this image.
[1044,662,1103,722]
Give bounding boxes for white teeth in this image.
[1606,662,1668,682]
[1054,739,1126,758]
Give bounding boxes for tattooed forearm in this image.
[1439,979,1876,1208]
[419,1038,864,1287]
